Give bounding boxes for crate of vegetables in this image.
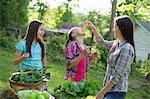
[9,69,50,94]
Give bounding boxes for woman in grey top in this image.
[84,16,136,99]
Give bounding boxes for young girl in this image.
[13,21,46,71]
[64,27,98,82]
[84,16,136,99]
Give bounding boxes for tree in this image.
[117,0,150,21]
[108,0,149,40]
[34,0,48,20]
[0,0,30,29]
[55,0,74,28]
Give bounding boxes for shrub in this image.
[46,35,67,65]
[130,60,150,77]
[0,32,18,52]
[139,60,150,76]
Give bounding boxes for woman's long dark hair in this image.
[24,21,45,60]
[115,16,136,62]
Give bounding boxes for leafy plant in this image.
[11,68,50,83]
[54,80,99,98]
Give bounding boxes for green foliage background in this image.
[0,0,30,29]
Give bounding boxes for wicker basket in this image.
[9,72,49,96]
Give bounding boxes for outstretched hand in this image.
[84,21,95,28]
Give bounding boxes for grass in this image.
[0,48,150,99]
[0,48,18,90]
[47,62,65,90]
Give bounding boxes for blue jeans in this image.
[104,92,126,99]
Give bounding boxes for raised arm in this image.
[69,49,90,67]
[84,21,114,49]
[66,43,90,68]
